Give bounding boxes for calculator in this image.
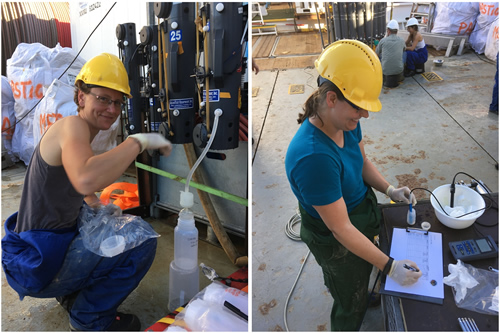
[449,235,498,262]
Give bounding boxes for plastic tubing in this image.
[184,109,223,193]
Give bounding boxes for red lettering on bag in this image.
[480,3,499,16]
[39,113,63,134]
[458,22,474,34]
[493,26,499,40]
[35,84,43,99]
[2,117,14,140]
[9,80,44,100]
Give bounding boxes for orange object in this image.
[100,182,139,210]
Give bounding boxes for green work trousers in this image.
[299,187,382,331]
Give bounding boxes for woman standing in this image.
[404,17,429,77]
[285,40,422,331]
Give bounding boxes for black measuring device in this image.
[449,235,499,262]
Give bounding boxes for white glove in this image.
[389,259,422,286]
[128,133,172,156]
[386,185,417,205]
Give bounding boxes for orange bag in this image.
[100,182,139,210]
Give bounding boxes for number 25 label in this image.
[170,30,182,42]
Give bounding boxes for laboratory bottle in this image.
[174,207,198,270]
[168,261,199,312]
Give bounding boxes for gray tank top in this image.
[15,144,84,233]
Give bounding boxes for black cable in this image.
[2,2,117,134]
[411,186,490,219]
[450,171,497,209]
[410,172,496,219]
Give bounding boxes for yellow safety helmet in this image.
[315,39,382,112]
[75,53,132,98]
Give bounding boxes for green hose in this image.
[135,162,248,207]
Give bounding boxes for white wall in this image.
[69,1,151,62]
[386,2,413,28]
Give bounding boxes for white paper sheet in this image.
[385,228,444,300]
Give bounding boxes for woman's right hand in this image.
[128,133,172,156]
[389,259,422,286]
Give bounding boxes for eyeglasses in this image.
[88,92,125,108]
[345,98,362,111]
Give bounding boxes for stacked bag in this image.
[431,2,498,61]
[3,43,122,166]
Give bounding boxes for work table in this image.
[379,193,499,331]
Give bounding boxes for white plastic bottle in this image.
[174,207,198,270]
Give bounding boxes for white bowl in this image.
[430,184,485,229]
[433,59,444,67]
[100,235,126,257]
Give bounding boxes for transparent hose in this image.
[184,109,223,193]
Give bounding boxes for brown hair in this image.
[73,81,91,112]
[297,79,345,125]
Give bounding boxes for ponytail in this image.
[297,79,345,125]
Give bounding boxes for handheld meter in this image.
[449,235,498,262]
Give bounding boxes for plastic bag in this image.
[1,75,18,163]
[77,204,160,258]
[443,260,498,315]
[6,42,86,165]
[469,2,499,54]
[431,2,479,35]
[166,281,248,332]
[485,17,499,61]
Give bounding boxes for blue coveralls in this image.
[405,46,428,71]
[490,53,499,113]
[2,211,157,331]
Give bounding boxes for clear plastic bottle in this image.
[174,208,198,270]
[168,261,199,312]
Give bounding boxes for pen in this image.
[403,263,420,272]
[224,301,248,321]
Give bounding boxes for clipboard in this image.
[379,227,444,305]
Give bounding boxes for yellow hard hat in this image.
[315,39,382,112]
[75,53,132,98]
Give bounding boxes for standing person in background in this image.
[489,53,498,115]
[285,40,422,331]
[2,53,172,331]
[252,58,260,75]
[376,19,406,87]
[404,17,428,77]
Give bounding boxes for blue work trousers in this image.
[490,53,499,112]
[15,232,157,330]
[405,47,428,70]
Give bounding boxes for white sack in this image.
[2,76,18,162]
[469,3,499,54]
[432,2,479,35]
[6,43,86,165]
[33,79,77,145]
[485,17,499,61]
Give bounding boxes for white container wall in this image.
[69,1,150,61]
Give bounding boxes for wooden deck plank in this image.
[274,32,325,56]
[253,55,318,72]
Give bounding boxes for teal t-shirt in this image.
[285,118,367,219]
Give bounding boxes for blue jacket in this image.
[2,212,78,299]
